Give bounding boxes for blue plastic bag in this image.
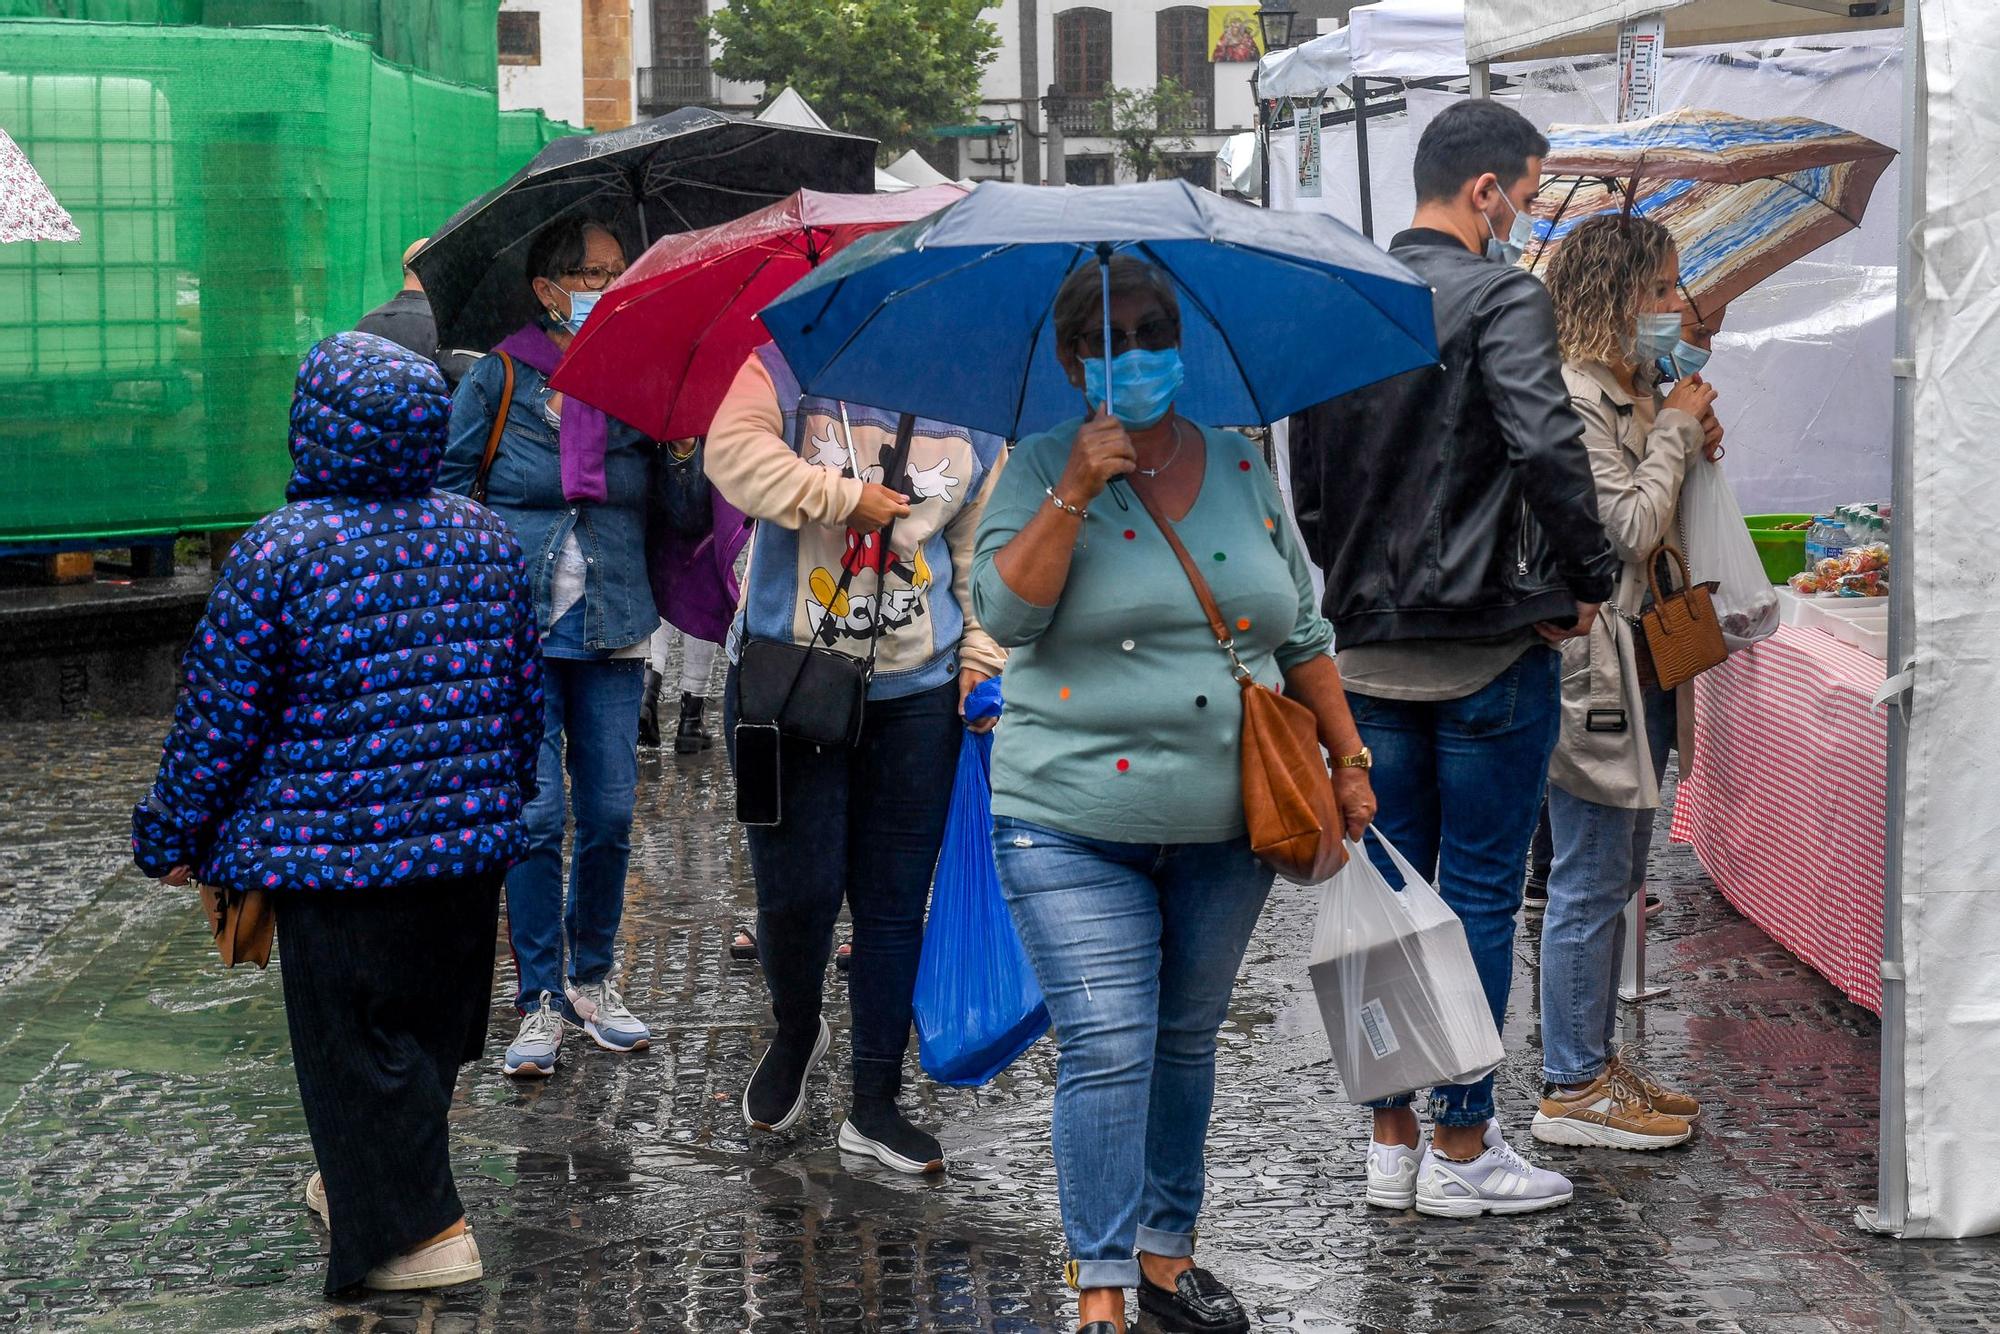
[913,678,1049,1086]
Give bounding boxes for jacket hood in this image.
[286,332,452,502]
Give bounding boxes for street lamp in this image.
[1257,0,1298,52]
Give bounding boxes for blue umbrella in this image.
[757,179,1438,438]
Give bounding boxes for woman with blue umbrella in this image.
[971,256,1376,1334]
[762,182,1440,1331]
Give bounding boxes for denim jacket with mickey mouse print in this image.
[132,333,545,893]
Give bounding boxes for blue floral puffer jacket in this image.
[132,332,545,893]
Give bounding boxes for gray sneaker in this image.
[565,978,651,1053]
[1415,1125,1574,1217]
[504,991,565,1078]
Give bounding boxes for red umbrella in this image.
[550,184,966,439]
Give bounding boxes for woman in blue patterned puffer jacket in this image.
[132,331,543,1298]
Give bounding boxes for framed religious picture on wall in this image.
[1207,5,1264,62]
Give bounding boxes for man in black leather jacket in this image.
[1288,100,1618,1218]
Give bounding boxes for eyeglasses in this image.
[564,264,625,291]
[1076,316,1179,358]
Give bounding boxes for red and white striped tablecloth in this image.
[1668,622,1887,1013]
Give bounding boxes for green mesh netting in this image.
[0,20,580,543]
[0,1,501,90]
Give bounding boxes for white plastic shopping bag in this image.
[1680,457,1780,652]
[1308,827,1505,1105]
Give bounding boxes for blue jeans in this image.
[992,816,1274,1290]
[723,673,961,1100]
[1540,686,1677,1085]
[1345,646,1561,1126]
[505,648,645,1009]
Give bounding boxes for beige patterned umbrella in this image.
[1523,108,1894,320]
[0,128,79,244]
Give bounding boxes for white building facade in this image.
[493,0,1314,184]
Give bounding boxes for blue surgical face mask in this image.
[1083,346,1185,431]
[1632,311,1683,370]
[1483,192,1536,265]
[1655,337,1711,381]
[559,289,601,336]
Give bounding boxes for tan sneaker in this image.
[1531,1069,1692,1151]
[363,1227,483,1291]
[303,1171,328,1222]
[1609,1050,1701,1120]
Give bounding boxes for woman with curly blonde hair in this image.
[1532,214,1722,1154]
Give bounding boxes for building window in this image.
[652,0,706,61]
[1156,7,1214,131]
[1055,8,1112,98]
[497,10,540,65]
[1065,156,1114,187]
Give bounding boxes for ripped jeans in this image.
[991,815,1274,1290]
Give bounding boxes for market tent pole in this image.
[1861,0,1920,1240]
[1353,77,1375,239]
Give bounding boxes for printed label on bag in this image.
[1359,999,1400,1060]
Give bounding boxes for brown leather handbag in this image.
[199,884,274,969]
[1132,486,1340,881]
[1638,544,1726,691]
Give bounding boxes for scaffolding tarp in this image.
[0,0,502,89]
[0,20,577,544]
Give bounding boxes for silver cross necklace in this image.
[1136,418,1188,478]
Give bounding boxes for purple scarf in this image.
[497,324,608,503]
[495,323,750,643]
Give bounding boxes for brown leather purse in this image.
[199,884,274,969]
[1638,544,1726,691]
[469,350,515,504]
[1131,485,1340,881]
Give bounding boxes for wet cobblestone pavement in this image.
[3,699,1998,1331]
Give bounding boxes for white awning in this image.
[1255,28,1353,99]
[1464,0,1899,65]
[1350,0,1471,79]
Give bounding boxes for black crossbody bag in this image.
[735,411,916,749]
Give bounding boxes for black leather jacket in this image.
[1289,228,1618,647]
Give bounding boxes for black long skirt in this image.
[272,875,501,1295]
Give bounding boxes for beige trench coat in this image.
[1547,361,1705,810]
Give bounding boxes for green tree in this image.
[1093,79,1199,183]
[708,0,1000,159]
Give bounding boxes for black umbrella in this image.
[413,107,877,352]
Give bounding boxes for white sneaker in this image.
[1365,1139,1422,1210]
[565,978,651,1053]
[363,1227,483,1291]
[304,1170,328,1222]
[1415,1126,1574,1217]
[503,991,565,1077]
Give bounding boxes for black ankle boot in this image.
[637,667,664,747]
[837,1095,944,1174]
[674,691,712,754]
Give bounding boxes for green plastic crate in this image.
[1745,513,1813,585]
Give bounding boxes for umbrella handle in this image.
[1097,242,1114,419]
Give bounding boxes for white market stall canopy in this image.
[1466,0,1899,64]
[1254,0,1468,98]
[1351,0,1470,78]
[1257,28,1352,99]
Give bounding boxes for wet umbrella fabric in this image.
[1524,108,1896,316]
[0,129,79,244]
[549,185,966,440]
[756,180,1438,439]
[410,107,876,353]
